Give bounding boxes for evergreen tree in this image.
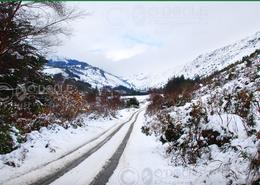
[0,1,80,154]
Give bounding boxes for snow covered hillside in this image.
[129,31,260,89]
[179,31,260,78]
[43,58,135,89]
[143,49,260,184]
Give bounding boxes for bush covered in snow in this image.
[143,49,260,184]
[124,97,140,108]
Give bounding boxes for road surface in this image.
[4,108,144,185]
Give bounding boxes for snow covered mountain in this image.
[179,31,260,78]
[129,31,260,89]
[44,32,260,90]
[43,58,135,89]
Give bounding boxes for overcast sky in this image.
[52,2,260,76]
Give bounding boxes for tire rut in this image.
[89,109,144,185]
[30,109,142,185]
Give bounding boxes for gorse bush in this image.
[164,75,199,106]
[146,76,199,115]
[125,97,139,108]
[48,85,86,121]
[146,93,164,115]
[143,49,260,183]
[163,103,209,164]
[144,101,242,165]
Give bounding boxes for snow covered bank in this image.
[141,50,260,184]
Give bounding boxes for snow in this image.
[1,31,260,185]
[106,110,244,185]
[140,50,260,184]
[104,105,258,185]
[43,67,67,77]
[44,59,135,89]
[107,111,175,185]
[128,31,260,89]
[121,95,150,103]
[205,114,248,139]
[75,67,134,89]
[51,114,134,185]
[0,108,137,185]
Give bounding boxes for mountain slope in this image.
[179,31,260,78]
[143,49,260,185]
[43,58,135,89]
[128,31,260,89]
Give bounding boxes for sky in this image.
[52,2,260,77]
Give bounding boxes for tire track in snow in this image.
[89,109,144,185]
[30,109,142,185]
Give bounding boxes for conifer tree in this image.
[0,1,80,154]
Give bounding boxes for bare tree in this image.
[0,1,82,58]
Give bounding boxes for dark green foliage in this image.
[201,129,231,147]
[146,93,164,115]
[113,86,148,96]
[0,2,62,153]
[164,75,196,95]
[188,103,208,126]
[141,125,151,136]
[234,90,253,119]
[163,75,199,107]
[0,105,13,154]
[125,97,139,108]
[164,124,182,143]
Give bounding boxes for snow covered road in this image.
[48,108,182,185]
[2,96,180,185]
[1,109,140,185]
[89,109,143,185]
[106,111,178,185]
[45,109,144,185]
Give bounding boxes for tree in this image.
[163,75,198,106]
[0,1,81,154]
[0,1,81,113]
[126,97,139,108]
[0,1,80,56]
[0,1,80,85]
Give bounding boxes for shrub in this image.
[0,105,14,154]
[146,93,164,115]
[91,88,123,118]
[146,102,232,165]
[48,85,87,121]
[141,125,151,136]
[164,75,198,106]
[234,90,253,118]
[126,97,139,108]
